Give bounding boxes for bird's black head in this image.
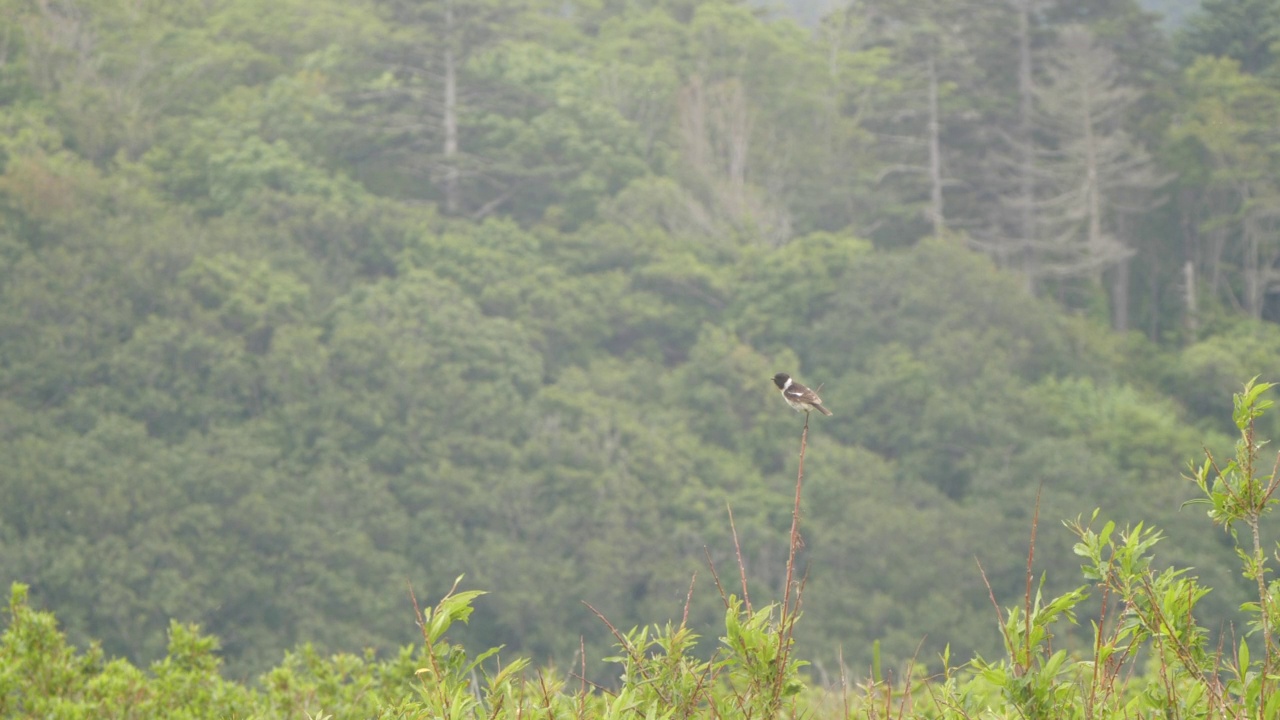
[772,373,790,389]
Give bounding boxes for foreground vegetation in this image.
[3,382,1280,718]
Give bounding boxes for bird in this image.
[772,373,832,416]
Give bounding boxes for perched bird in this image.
[772,373,833,416]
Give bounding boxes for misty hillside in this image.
[2,0,1280,684]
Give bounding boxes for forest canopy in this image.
[0,0,1277,685]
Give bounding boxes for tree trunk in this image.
[1017,0,1035,290]
[1183,260,1198,341]
[1081,80,1104,284]
[443,0,460,214]
[1111,256,1129,332]
[927,54,944,240]
[1147,252,1161,340]
[1179,190,1199,341]
[1245,209,1263,319]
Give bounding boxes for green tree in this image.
[1173,55,1280,320]
[1179,0,1280,74]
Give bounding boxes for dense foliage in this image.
[1,0,1279,693]
[5,383,1280,718]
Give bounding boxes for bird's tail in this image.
[815,404,833,417]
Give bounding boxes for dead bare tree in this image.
[1021,25,1167,322]
[677,76,791,245]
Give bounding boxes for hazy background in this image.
[0,0,1273,682]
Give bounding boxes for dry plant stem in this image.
[680,663,716,719]
[1204,446,1272,705]
[1263,449,1280,504]
[769,412,809,713]
[1242,422,1273,714]
[568,671,610,697]
[579,635,587,697]
[682,572,697,628]
[582,601,673,706]
[976,559,1011,654]
[408,580,454,713]
[882,675,891,718]
[896,638,928,720]
[1088,583,1113,714]
[1134,574,1225,711]
[1253,449,1280,702]
[782,413,808,626]
[1150,625,1178,714]
[536,669,553,716]
[728,504,753,614]
[837,646,849,720]
[1205,450,1249,510]
[703,546,731,609]
[1203,441,1280,708]
[1249,510,1270,713]
[1023,484,1042,671]
[923,676,966,720]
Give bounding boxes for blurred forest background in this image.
[1,0,1278,682]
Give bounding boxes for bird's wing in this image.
[786,385,822,404]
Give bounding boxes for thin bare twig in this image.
[1023,483,1043,672]
[782,413,809,625]
[773,412,810,711]
[976,558,1011,656]
[682,572,697,629]
[728,504,753,614]
[703,546,731,609]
